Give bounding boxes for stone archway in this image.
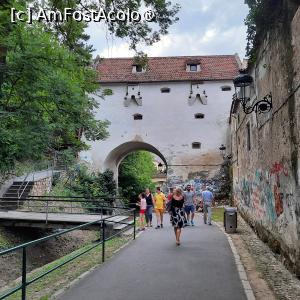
[103,141,168,181]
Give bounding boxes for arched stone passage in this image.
[103,141,168,180]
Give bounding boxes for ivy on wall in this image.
[245,0,285,63]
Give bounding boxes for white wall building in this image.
[80,55,240,185]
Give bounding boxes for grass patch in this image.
[1,235,132,300]
[0,228,13,250]
[212,207,224,223]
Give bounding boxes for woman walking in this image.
[170,188,187,246]
[145,188,154,227]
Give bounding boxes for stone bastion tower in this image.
[79,55,240,186]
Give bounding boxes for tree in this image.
[0,21,109,173]
[0,0,180,174]
[118,151,156,203]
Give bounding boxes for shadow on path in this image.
[58,214,246,300]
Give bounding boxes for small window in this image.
[194,113,205,119]
[192,142,201,149]
[161,87,170,93]
[136,65,143,72]
[133,114,143,120]
[221,86,232,91]
[189,64,197,72]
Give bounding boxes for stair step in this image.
[113,224,128,230]
[106,216,129,224]
[11,181,34,185]
[8,187,33,191]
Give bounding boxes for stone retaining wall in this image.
[29,177,52,196]
[230,2,300,275]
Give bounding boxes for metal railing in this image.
[0,207,136,300]
[16,173,34,200]
[0,196,131,223]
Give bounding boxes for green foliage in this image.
[68,165,117,205]
[0,3,109,174]
[245,0,284,63]
[118,151,156,203]
[0,0,180,175]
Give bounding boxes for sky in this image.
[86,0,249,60]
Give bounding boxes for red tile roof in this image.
[96,55,240,83]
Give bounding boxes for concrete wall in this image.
[230,1,300,275]
[80,80,234,183]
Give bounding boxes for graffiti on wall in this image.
[235,162,295,224]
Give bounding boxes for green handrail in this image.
[0,208,136,300]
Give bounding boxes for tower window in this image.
[194,113,205,119]
[133,114,143,120]
[221,86,232,91]
[161,87,171,93]
[192,142,201,149]
[132,65,145,73]
[135,65,143,72]
[189,64,197,72]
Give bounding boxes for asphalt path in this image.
[58,213,246,300]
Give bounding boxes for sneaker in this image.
[191,220,194,226]
[208,223,212,226]
[161,224,163,228]
[155,225,160,229]
[187,222,191,226]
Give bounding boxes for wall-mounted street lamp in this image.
[233,70,272,114]
[219,144,226,157]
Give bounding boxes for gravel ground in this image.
[232,215,300,300]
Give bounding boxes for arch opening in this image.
[104,141,168,174]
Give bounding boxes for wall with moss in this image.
[231,1,300,275]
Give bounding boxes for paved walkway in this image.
[58,214,247,300]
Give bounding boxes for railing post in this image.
[21,247,27,300]
[45,200,49,224]
[133,209,136,240]
[102,220,105,263]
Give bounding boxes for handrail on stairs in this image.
[16,172,34,205]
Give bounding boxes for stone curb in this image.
[214,222,256,300]
[51,231,143,300]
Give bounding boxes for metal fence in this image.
[0,206,136,300]
[0,195,130,221]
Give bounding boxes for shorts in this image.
[156,208,164,214]
[184,205,195,214]
[140,209,146,214]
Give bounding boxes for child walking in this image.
[137,193,147,230]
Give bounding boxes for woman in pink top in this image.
[137,193,147,230]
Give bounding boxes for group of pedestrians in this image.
[136,185,215,245]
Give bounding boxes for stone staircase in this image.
[106,215,135,235]
[1,181,34,210]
